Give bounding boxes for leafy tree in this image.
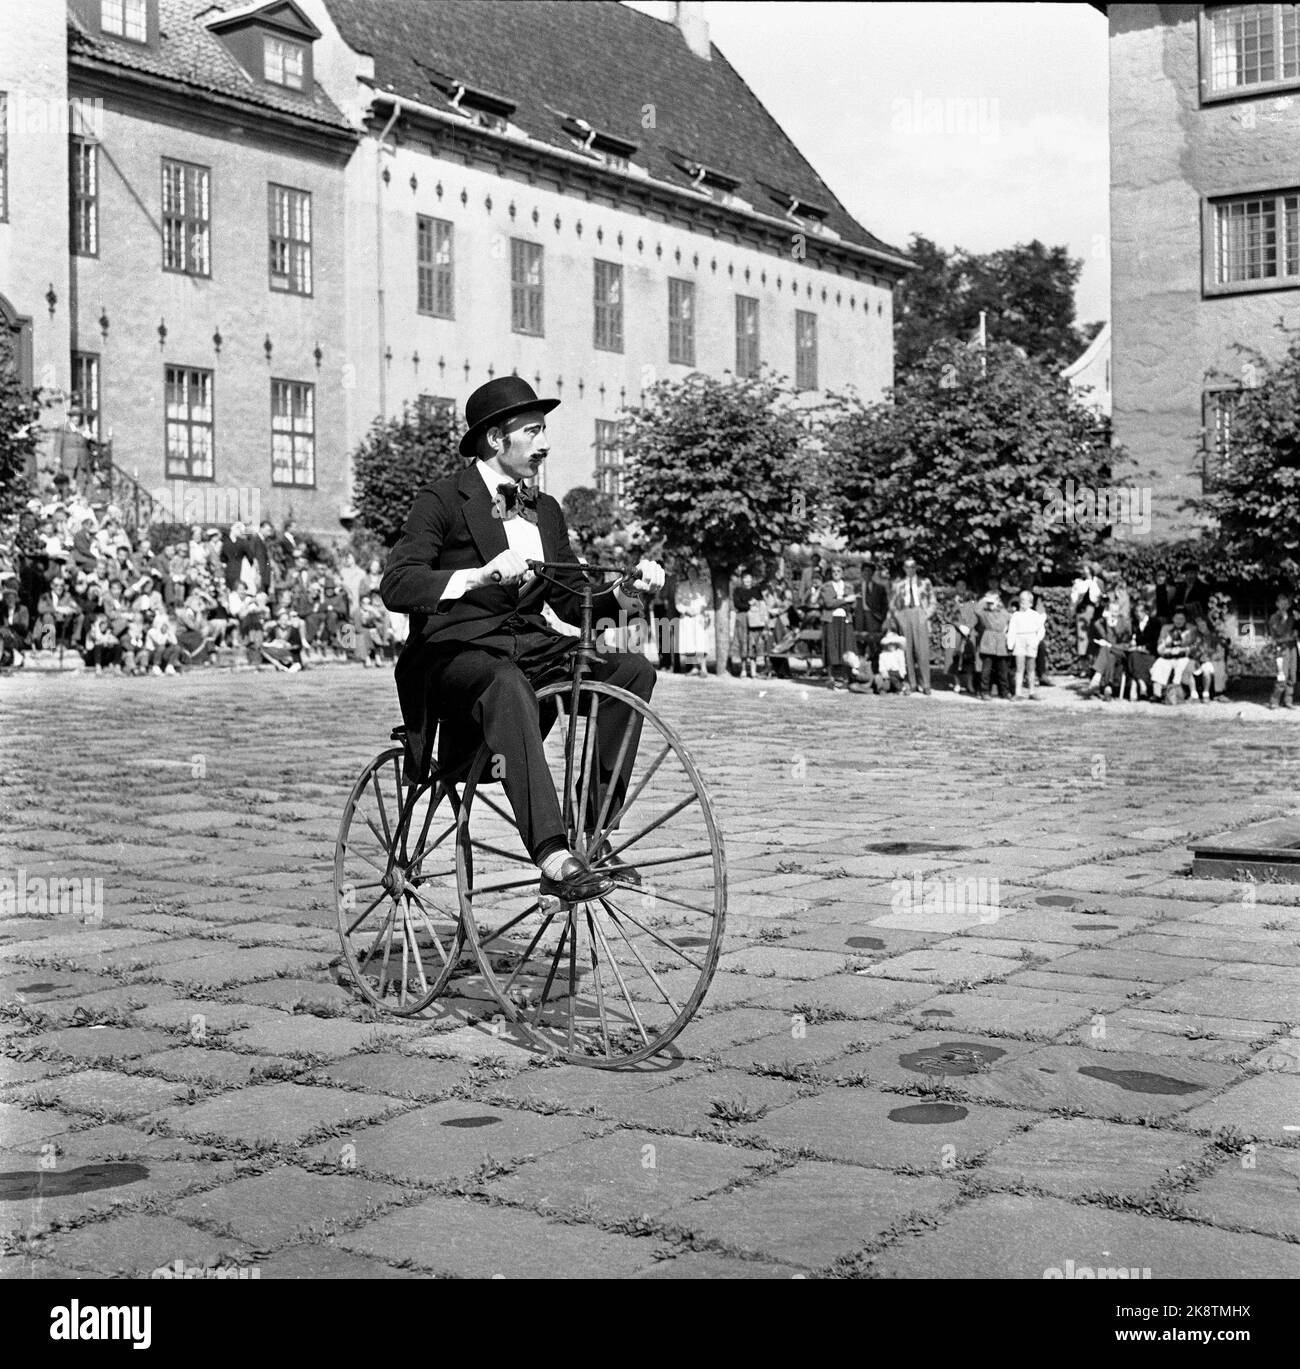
[0,334,39,530]
[622,370,829,674]
[894,236,1096,377]
[825,339,1120,587]
[561,485,615,555]
[351,398,462,548]
[1190,324,1300,581]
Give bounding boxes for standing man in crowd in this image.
[381,378,664,900]
[853,555,890,676]
[890,555,935,694]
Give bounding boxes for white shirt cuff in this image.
[439,569,476,604]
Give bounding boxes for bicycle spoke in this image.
[588,909,649,1047]
[398,908,411,1007]
[469,837,533,865]
[530,916,571,1027]
[566,910,578,1051]
[597,849,713,874]
[358,902,397,971]
[475,790,518,831]
[605,792,698,864]
[574,691,599,852]
[403,905,429,997]
[478,898,545,949]
[609,879,716,918]
[362,812,392,856]
[590,739,670,852]
[345,889,388,938]
[601,898,683,1014]
[602,895,706,971]
[585,908,611,1057]
[500,907,558,996]
[370,771,394,849]
[590,709,637,847]
[405,888,453,968]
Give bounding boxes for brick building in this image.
[1102,3,1300,539]
[2,0,908,535]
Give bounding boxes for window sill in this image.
[1203,277,1300,299]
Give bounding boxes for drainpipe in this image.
[375,100,400,421]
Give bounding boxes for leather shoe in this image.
[539,855,614,902]
[586,838,642,885]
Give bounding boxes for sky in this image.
[624,1,1111,326]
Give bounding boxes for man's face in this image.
[492,409,549,483]
[1173,612,1186,629]
[904,561,917,578]
[741,574,753,588]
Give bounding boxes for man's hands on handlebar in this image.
[475,549,535,589]
[614,559,665,610]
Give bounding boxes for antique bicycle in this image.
[333,560,726,1067]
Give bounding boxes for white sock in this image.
[539,850,573,880]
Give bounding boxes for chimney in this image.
[674,1,710,60]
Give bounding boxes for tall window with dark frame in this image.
[70,138,98,255]
[101,0,147,42]
[162,159,210,277]
[1212,189,1300,286]
[268,184,311,294]
[593,260,624,352]
[164,366,214,480]
[1204,4,1300,96]
[417,216,454,318]
[271,379,315,487]
[594,419,625,507]
[795,310,818,391]
[510,239,544,336]
[735,295,760,378]
[0,93,7,223]
[668,278,695,366]
[1202,389,1240,491]
[71,353,100,438]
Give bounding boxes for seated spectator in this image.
[1150,610,1198,704]
[0,595,25,670]
[145,610,180,675]
[35,574,81,650]
[120,613,147,675]
[260,607,305,671]
[1123,599,1161,702]
[1083,601,1132,700]
[176,592,220,666]
[83,612,123,673]
[974,588,1013,699]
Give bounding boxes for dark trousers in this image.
[980,653,1012,698]
[429,631,655,861]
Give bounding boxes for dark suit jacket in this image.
[853,579,890,634]
[380,463,622,779]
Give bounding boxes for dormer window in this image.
[264,34,305,89]
[419,65,517,134]
[101,0,147,43]
[560,115,638,173]
[763,183,830,227]
[206,2,319,96]
[672,152,741,198]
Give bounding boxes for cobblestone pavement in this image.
[2,667,1299,1280]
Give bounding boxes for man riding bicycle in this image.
[380,378,664,903]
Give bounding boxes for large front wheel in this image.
[455,681,726,1066]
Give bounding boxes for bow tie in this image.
[493,480,539,524]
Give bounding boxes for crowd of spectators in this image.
[639,550,1291,709]
[0,495,406,676]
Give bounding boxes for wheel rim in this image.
[455,682,726,1066]
[334,746,465,1015]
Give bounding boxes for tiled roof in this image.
[68,0,353,133]
[324,0,904,265]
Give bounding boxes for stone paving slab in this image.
[37,1213,257,1278]
[150,1082,401,1147]
[302,1052,477,1099]
[337,1194,662,1278]
[10,1069,191,1118]
[871,1193,1300,1279]
[578,1068,806,1134]
[1177,1073,1300,1140]
[130,1046,293,1086]
[975,1116,1205,1198]
[1141,975,1300,1023]
[1181,1145,1300,1239]
[657,1159,953,1269]
[25,1026,177,1062]
[172,1167,405,1247]
[255,1244,423,1278]
[487,1128,773,1221]
[737,1085,1037,1170]
[300,1100,610,1183]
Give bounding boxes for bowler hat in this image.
[459,377,559,458]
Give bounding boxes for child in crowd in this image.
[145,610,180,675]
[83,613,123,673]
[1006,590,1046,699]
[975,589,1012,699]
[874,629,909,694]
[261,607,305,672]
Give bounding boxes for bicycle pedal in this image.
[538,893,563,915]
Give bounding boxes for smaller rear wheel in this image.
[334,747,465,1015]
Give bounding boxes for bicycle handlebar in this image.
[488,558,633,584]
